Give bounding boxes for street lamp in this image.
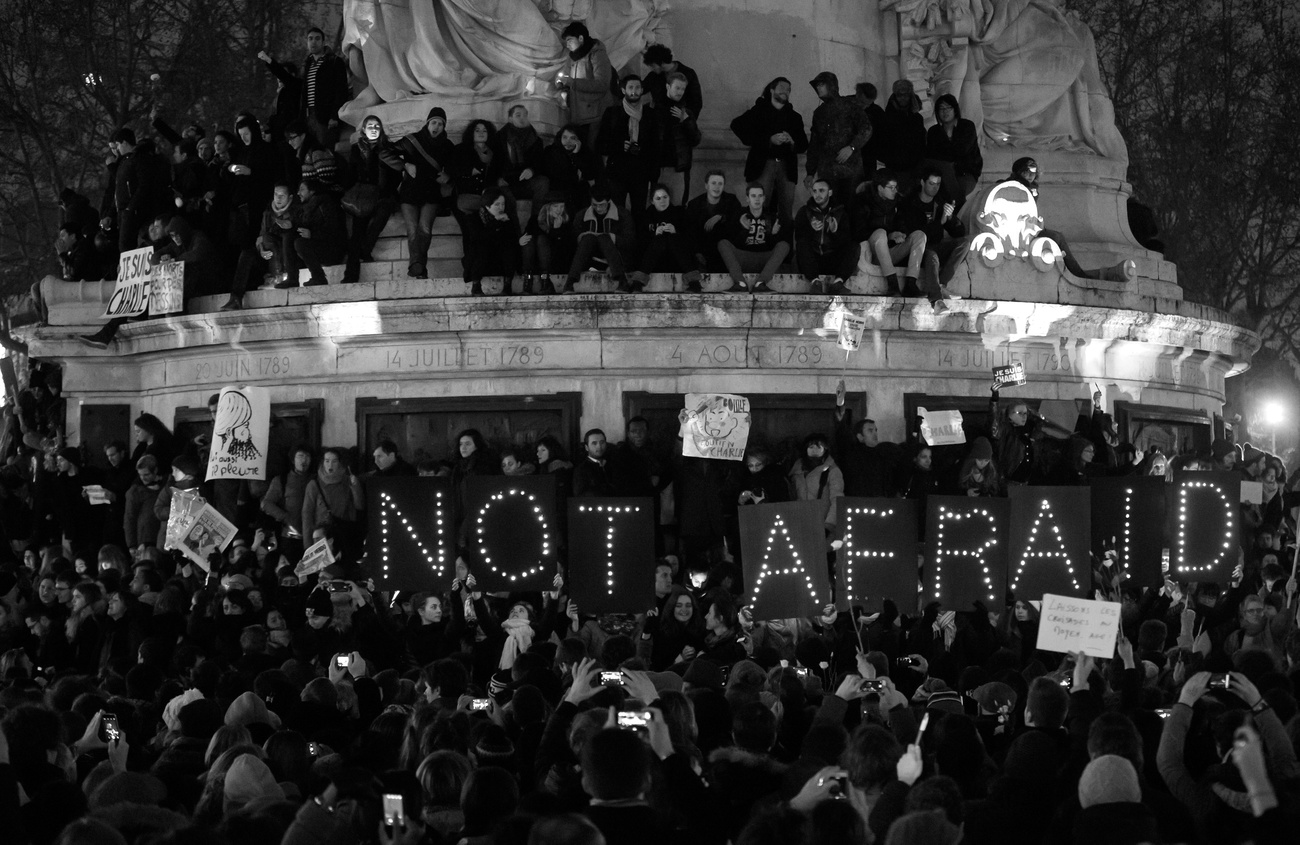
[1263,402,1284,455]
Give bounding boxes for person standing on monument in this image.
[298,27,349,150]
[597,75,660,227]
[805,72,872,204]
[642,44,703,119]
[557,22,616,148]
[654,73,701,205]
[853,82,886,173]
[833,382,902,498]
[876,79,926,179]
[730,77,808,223]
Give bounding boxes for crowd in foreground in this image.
[1,366,1299,844]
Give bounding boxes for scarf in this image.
[622,98,644,144]
[271,193,293,215]
[499,617,535,670]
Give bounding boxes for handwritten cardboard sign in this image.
[1036,593,1121,658]
[682,393,751,461]
[993,362,1026,387]
[205,386,270,481]
[104,247,154,318]
[838,313,866,351]
[918,407,966,446]
[151,260,185,315]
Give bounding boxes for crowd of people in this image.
[1,361,1299,845]
[61,25,1003,350]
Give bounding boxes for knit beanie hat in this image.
[57,447,83,468]
[177,698,223,740]
[472,724,516,768]
[426,106,448,123]
[971,681,1017,714]
[681,658,725,692]
[970,437,993,461]
[162,689,204,733]
[307,590,336,618]
[925,689,964,714]
[172,454,201,479]
[1078,755,1141,808]
[223,755,284,812]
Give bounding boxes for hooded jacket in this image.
[807,76,872,178]
[731,87,809,182]
[925,96,983,179]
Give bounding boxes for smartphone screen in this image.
[382,793,405,827]
[617,710,651,732]
[600,671,623,686]
[470,698,491,711]
[99,714,120,743]
[335,654,351,670]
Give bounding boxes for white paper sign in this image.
[151,260,185,315]
[294,537,337,580]
[918,407,966,446]
[1240,481,1263,505]
[205,386,271,481]
[838,313,867,351]
[104,247,154,318]
[682,393,751,461]
[165,492,237,572]
[82,485,111,505]
[1037,593,1122,659]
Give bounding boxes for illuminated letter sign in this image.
[739,501,834,621]
[1171,471,1239,582]
[1007,486,1090,599]
[567,498,656,615]
[1089,476,1166,587]
[366,477,453,590]
[835,498,919,612]
[924,496,1008,607]
[464,475,558,591]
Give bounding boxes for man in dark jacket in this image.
[794,178,857,294]
[805,72,872,204]
[855,170,926,296]
[572,429,622,497]
[105,128,160,252]
[642,44,703,118]
[597,75,660,227]
[493,104,550,208]
[655,73,702,204]
[564,185,634,292]
[299,27,349,149]
[369,440,418,478]
[54,225,96,281]
[717,183,790,293]
[876,79,926,175]
[730,77,808,222]
[899,166,965,306]
[293,179,347,286]
[684,170,743,273]
[854,82,886,172]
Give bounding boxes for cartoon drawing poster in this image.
[205,385,270,481]
[681,393,751,461]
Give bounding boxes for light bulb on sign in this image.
[932,505,999,602]
[378,490,448,579]
[1175,480,1234,575]
[476,489,553,582]
[581,503,642,596]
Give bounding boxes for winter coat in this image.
[349,137,403,197]
[563,39,615,125]
[794,198,853,257]
[807,96,872,178]
[926,117,983,179]
[656,99,702,172]
[788,455,844,526]
[597,102,661,180]
[301,465,365,542]
[261,468,313,536]
[541,140,603,207]
[397,126,457,205]
[123,480,162,548]
[492,125,546,183]
[878,98,926,173]
[731,97,809,182]
[301,49,349,124]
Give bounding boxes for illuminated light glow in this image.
[578,503,643,597]
[749,513,826,609]
[933,505,1000,603]
[476,489,553,581]
[378,490,448,578]
[1175,480,1235,576]
[841,506,897,601]
[967,180,1060,271]
[1009,498,1081,593]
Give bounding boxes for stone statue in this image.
[339,0,669,134]
[883,0,1127,161]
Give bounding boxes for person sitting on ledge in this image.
[899,166,964,307]
[717,182,790,293]
[631,184,701,293]
[855,169,925,297]
[563,183,633,294]
[542,123,602,213]
[293,178,348,288]
[684,170,742,274]
[793,177,855,295]
[343,114,402,285]
[461,187,521,297]
[256,182,300,291]
[521,193,574,295]
[492,104,550,219]
[1008,157,1130,282]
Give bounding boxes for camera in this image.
[98,713,121,743]
[382,793,405,828]
[793,667,809,679]
[600,670,624,687]
[817,773,849,798]
[327,580,351,593]
[860,678,886,694]
[470,698,491,711]
[617,710,652,733]
[897,656,920,667]
[335,654,352,670]
[1208,673,1231,691]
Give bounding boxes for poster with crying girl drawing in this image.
[205,386,270,481]
[681,393,751,461]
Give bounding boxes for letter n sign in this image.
[567,498,656,615]
[365,477,453,590]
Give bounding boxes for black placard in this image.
[567,498,656,615]
[923,496,1009,609]
[366,476,455,591]
[835,497,920,612]
[1089,476,1167,588]
[464,475,559,591]
[739,501,835,621]
[1007,486,1091,599]
[1170,471,1240,583]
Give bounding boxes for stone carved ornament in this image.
[882,0,1127,161]
[340,0,669,113]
